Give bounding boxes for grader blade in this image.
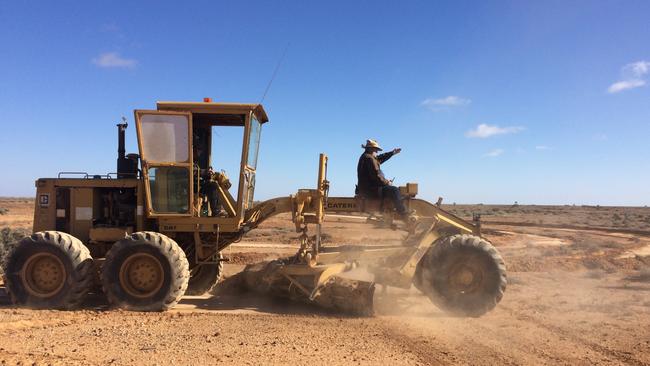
[240,260,375,316]
[312,275,375,316]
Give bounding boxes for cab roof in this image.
[156,101,269,123]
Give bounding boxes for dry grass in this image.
[0,198,33,230]
[444,203,650,231]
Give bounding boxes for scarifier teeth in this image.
[239,261,375,316]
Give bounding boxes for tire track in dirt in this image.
[0,317,86,332]
[0,310,101,332]
[440,318,575,364]
[381,307,646,366]
[376,321,447,365]
[486,224,650,365]
[378,317,524,366]
[0,349,90,366]
[499,305,649,366]
[485,221,650,238]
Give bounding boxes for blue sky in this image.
[1,1,649,205]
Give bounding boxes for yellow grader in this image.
[3,100,506,316]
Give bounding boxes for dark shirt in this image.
[356,151,394,197]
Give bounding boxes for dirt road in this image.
[0,200,649,365]
[1,229,649,365]
[0,270,648,365]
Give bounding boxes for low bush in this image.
[0,227,31,275]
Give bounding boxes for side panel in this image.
[34,180,56,232]
[325,196,478,234]
[34,178,143,241]
[55,188,70,232]
[325,197,360,212]
[34,183,95,241]
[69,188,94,243]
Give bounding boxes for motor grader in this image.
[3,99,506,316]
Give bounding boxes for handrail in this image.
[107,172,140,179]
[58,172,141,179]
[57,172,88,178]
[88,174,112,179]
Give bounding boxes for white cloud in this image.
[92,52,137,68]
[421,96,471,110]
[625,61,650,78]
[535,145,551,150]
[484,149,504,157]
[465,124,524,138]
[608,60,649,93]
[608,79,645,93]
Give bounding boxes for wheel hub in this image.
[457,268,475,286]
[449,263,483,294]
[119,253,164,298]
[22,253,66,298]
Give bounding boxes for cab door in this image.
[134,110,193,217]
[239,112,262,211]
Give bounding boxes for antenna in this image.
[259,42,290,104]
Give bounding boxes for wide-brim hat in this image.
[361,139,382,151]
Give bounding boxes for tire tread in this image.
[3,231,94,309]
[101,231,189,311]
[414,234,507,317]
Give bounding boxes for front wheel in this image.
[414,234,507,317]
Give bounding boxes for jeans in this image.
[380,185,406,215]
[205,181,221,216]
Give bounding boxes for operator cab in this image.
[134,99,268,222]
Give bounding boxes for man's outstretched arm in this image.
[377,148,402,164]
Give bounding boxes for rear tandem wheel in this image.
[101,231,189,311]
[3,231,94,309]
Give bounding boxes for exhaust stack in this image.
[116,119,138,178]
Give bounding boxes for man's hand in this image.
[392,148,402,155]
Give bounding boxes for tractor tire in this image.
[3,231,94,309]
[414,234,506,317]
[101,231,189,311]
[185,252,223,296]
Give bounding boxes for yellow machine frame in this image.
[32,100,483,296]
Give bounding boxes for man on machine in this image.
[356,139,409,220]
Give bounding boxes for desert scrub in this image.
[0,208,8,215]
[0,227,31,275]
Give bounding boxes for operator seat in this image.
[354,185,394,214]
[354,183,418,215]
